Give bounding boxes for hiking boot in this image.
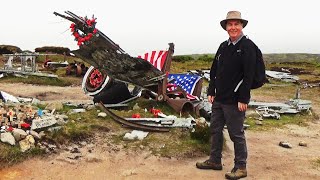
[225,167,247,179]
[196,160,222,170]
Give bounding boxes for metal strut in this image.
[98,102,170,132]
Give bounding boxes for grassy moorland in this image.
[0,52,320,168]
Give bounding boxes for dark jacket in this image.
[207,36,256,104]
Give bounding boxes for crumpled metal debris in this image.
[266,70,299,82]
[255,106,280,120]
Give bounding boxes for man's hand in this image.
[208,95,215,104]
[238,102,248,111]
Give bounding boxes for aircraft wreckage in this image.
[54,11,203,131]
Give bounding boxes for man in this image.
[196,11,257,179]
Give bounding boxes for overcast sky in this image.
[1,0,319,56]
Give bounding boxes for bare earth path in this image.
[0,83,320,180]
[0,83,92,104]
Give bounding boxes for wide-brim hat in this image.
[220,11,248,30]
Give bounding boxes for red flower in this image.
[7,126,13,132]
[132,113,141,118]
[70,23,75,28]
[73,32,80,38]
[86,20,92,26]
[79,37,85,42]
[150,108,161,117]
[69,15,97,46]
[21,123,30,129]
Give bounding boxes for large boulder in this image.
[19,135,35,152]
[1,132,15,145]
[12,129,27,141]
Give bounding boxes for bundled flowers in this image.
[70,16,98,46]
[150,108,162,117]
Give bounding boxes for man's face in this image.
[226,20,243,41]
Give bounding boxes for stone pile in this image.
[0,101,69,152]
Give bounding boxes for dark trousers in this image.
[209,101,247,168]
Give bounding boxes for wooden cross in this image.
[26,105,33,117]
[4,117,8,126]
[17,113,24,129]
[0,108,4,123]
[7,108,15,122]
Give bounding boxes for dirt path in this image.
[1,128,320,180]
[0,83,320,179]
[0,83,92,104]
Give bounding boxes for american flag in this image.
[167,74,201,100]
[138,50,168,71]
[138,51,200,100]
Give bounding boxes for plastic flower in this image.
[70,16,98,46]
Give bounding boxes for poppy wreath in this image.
[70,16,98,46]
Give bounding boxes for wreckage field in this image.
[0,53,320,179]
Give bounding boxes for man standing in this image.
[196,11,257,179]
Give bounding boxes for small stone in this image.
[48,126,62,132]
[30,130,41,140]
[45,102,63,111]
[38,131,46,139]
[255,120,263,125]
[132,103,140,110]
[87,144,95,148]
[122,169,137,177]
[1,132,15,145]
[67,153,82,160]
[86,105,96,110]
[80,141,87,146]
[56,114,69,120]
[279,141,292,148]
[85,154,102,162]
[70,147,80,153]
[12,129,27,141]
[298,141,307,147]
[97,112,107,118]
[48,144,57,151]
[60,144,68,150]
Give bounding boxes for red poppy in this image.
[70,16,97,46]
[150,108,161,117]
[21,123,30,129]
[84,36,89,41]
[7,126,13,132]
[86,20,92,26]
[132,113,141,118]
[79,37,86,42]
[73,32,80,38]
[70,23,75,28]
